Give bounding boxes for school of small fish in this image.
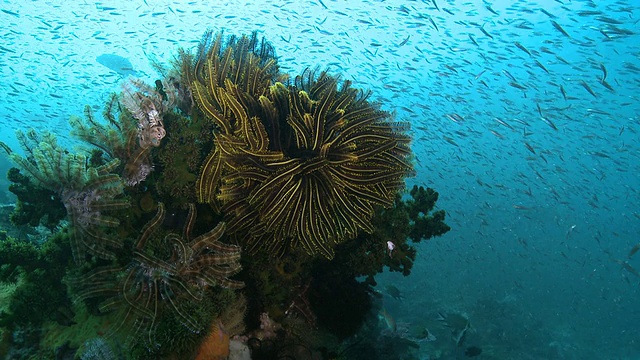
[0,0,639,355]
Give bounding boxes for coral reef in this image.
[0,30,450,360]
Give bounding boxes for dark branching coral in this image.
[406,185,450,242]
[326,185,450,281]
[6,167,66,230]
[301,185,450,340]
[0,233,71,329]
[71,203,243,347]
[186,31,413,259]
[9,130,128,264]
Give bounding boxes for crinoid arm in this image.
[9,130,129,264]
[192,66,414,259]
[69,202,243,347]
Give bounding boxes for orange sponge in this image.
[195,320,230,360]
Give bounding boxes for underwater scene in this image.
[0,0,638,359]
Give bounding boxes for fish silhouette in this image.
[96,53,137,77]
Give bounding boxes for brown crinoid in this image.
[71,203,243,345]
[187,32,413,259]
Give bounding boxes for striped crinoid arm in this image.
[9,129,129,264]
[67,265,124,304]
[170,204,245,290]
[70,203,245,346]
[192,31,279,96]
[66,261,166,345]
[10,130,86,191]
[61,161,129,264]
[188,31,279,135]
[104,244,211,340]
[134,203,244,292]
[69,100,125,160]
[187,31,283,206]
[199,266,244,290]
[217,69,414,259]
[195,147,223,205]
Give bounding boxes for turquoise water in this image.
[1,0,639,359]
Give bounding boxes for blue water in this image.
[1,0,639,358]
